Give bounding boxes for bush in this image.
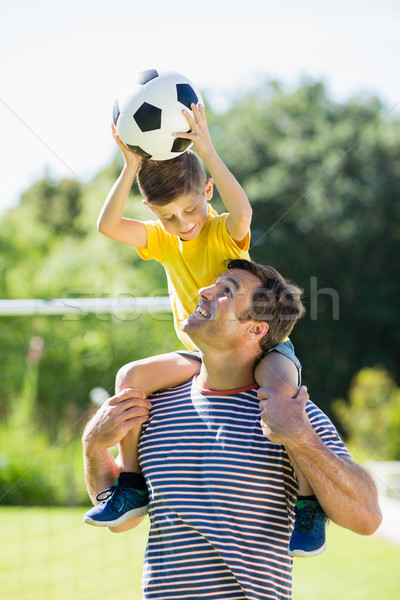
[0,391,90,506]
[333,366,400,460]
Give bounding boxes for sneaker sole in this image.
[288,539,327,557]
[83,504,149,527]
[288,518,329,557]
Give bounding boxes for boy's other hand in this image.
[174,104,216,161]
[111,122,143,169]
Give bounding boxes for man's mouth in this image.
[194,305,211,319]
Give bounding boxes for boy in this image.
[83,104,327,557]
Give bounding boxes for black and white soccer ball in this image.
[113,69,203,161]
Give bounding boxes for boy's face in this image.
[145,179,213,241]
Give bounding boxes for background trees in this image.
[1,81,399,502]
[209,81,400,419]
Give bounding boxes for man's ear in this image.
[244,321,269,342]
[205,178,214,201]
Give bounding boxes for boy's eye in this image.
[164,216,175,221]
[184,207,196,214]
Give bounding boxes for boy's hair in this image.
[137,150,207,206]
[225,259,305,352]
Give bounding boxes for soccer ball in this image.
[112,69,203,161]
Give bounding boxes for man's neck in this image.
[195,349,259,391]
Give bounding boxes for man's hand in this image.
[83,387,152,451]
[258,385,310,444]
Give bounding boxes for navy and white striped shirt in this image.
[138,377,350,600]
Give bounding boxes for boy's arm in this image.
[175,105,252,243]
[204,150,253,243]
[254,350,299,397]
[97,125,148,248]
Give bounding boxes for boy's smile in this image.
[145,179,213,241]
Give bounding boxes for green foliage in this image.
[0,388,88,505]
[0,169,177,435]
[208,81,400,417]
[1,80,400,505]
[20,177,84,236]
[333,366,400,460]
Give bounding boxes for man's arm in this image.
[82,388,152,533]
[259,386,382,535]
[175,104,252,242]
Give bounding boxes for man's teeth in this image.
[196,306,210,318]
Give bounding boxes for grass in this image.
[0,507,148,600]
[292,523,400,599]
[1,507,399,600]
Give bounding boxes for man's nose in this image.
[199,285,214,300]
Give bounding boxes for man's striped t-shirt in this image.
[138,377,350,600]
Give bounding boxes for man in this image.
[82,259,381,600]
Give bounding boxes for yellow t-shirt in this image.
[137,204,251,350]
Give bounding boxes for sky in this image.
[1,0,399,216]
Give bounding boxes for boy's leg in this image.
[83,352,200,527]
[116,352,201,474]
[255,345,328,557]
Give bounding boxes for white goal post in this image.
[0,297,172,316]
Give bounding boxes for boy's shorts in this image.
[176,339,302,386]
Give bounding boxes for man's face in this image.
[181,268,262,345]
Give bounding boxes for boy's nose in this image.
[178,217,191,230]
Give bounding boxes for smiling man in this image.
[82,259,381,600]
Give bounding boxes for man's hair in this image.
[137,150,207,206]
[225,259,305,352]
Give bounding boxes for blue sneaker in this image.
[288,499,328,557]
[83,484,149,527]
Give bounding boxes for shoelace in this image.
[95,486,119,503]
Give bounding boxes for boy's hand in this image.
[111,122,143,169]
[174,104,216,161]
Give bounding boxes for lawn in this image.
[1,507,398,600]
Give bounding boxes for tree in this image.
[208,81,400,417]
[333,366,400,460]
[20,177,84,236]
[1,80,400,429]
[0,170,176,431]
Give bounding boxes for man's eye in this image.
[224,288,233,297]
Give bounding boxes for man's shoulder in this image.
[149,377,194,398]
[305,400,351,456]
[150,378,259,399]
